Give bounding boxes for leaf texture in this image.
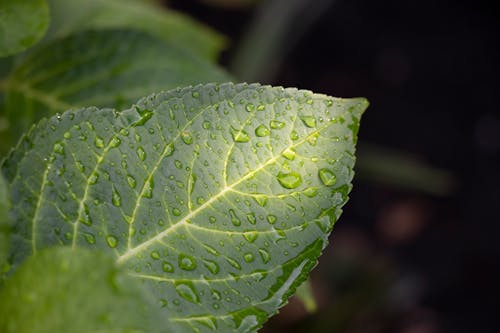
[1,29,231,153]
[0,247,169,333]
[0,173,10,276]
[45,0,227,60]
[0,0,49,57]
[2,83,367,332]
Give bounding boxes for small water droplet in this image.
[243,253,254,263]
[142,179,154,198]
[181,131,193,145]
[226,257,241,270]
[174,160,182,169]
[246,213,256,225]
[202,121,211,129]
[54,142,65,155]
[178,254,197,271]
[267,215,277,224]
[209,216,217,224]
[303,187,318,197]
[231,127,251,143]
[270,120,285,129]
[277,172,302,189]
[162,261,175,273]
[150,251,161,260]
[110,136,121,148]
[136,147,146,161]
[318,168,337,186]
[176,282,200,304]
[255,125,270,137]
[126,175,136,189]
[192,91,200,98]
[301,116,317,128]
[203,259,220,274]
[94,136,105,148]
[211,289,222,300]
[245,103,255,112]
[172,208,182,216]
[254,195,268,207]
[290,130,299,141]
[282,147,296,160]
[80,203,92,226]
[111,187,122,207]
[259,249,271,263]
[83,233,95,244]
[76,160,85,172]
[106,235,118,248]
[63,131,71,139]
[229,209,241,226]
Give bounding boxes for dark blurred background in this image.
[168,0,499,332]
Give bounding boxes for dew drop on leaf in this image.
[229,209,241,226]
[270,120,285,129]
[150,251,161,260]
[181,131,193,145]
[301,116,317,128]
[88,173,99,185]
[126,175,136,189]
[318,168,337,186]
[277,172,302,189]
[172,208,182,216]
[142,179,154,198]
[282,148,296,160]
[175,282,200,304]
[94,136,105,148]
[111,187,122,207]
[243,253,254,263]
[259,249,271,264]
[53,142,65,155]
[231,127,251,143]
[243,231,258,243]
[255,125,270,137]
[203,259,220,274]
[246,212,257,225]
[178,254,197,271]
[106,235,118,248]
[267,215,277,224]
[245,103,255,112]
[136,147,146,161]
[162,261,175,273]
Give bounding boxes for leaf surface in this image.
[2,83,367,332]
[0,247,169,333]
[45,0,226,60]
[0,0,49,57]
[1,29,231,154]
[0,173,10,277]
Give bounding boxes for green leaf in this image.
[0,29,231,154]
[0,247,169,333]
[0,173,10,277]
[0,0,50,57]
[2,83,367,332]
[46,0,226,61]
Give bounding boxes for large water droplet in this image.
[318,168,337,186]
[106,235,118,248]
[178,254,197,271]
[282,148,296,160]
[255,125,270,137]
[231,127,251,143]
[176,282,200,304]
[243,231,258,243]
[277,172,302,189]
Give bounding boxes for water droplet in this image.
[257,104,265,111]
[282,148,296,160]
[290,130,299,141]
[93,136,105,148]
[301,116,317,128]
[226,257,241,270]
[244,253,254,263]
[255,125,270,137]
[267,215,277,224]
[63,131,71,139]
[246,213,256,225]
[83,232,95,244]
[204,243,219,256]
[106,235,118,248]
[53,142,65,155]
[110,136,121,148]
[181,131,193,145]
[119,128,129,136]
[259,249,271,263]
[76,161,85,172]
[178,254,197,271]
[142,179,154,198]
[231,127,251,143]
[174,160,182,169]
[245,103,255,112]
[243,231,258,243]
[136,147,146,161]
[111,186,121,207]
[254,195,268,207]
[229,209,241,226]
[126,175,136,189]
[150,251,161,260]
[277,172,302,189]
[80,203,92,226]
[172,208,182,216]
[203,259,220,274]
[303,187,318,197]
[192,91,200,98]
[162,261,174,273]
[209,216,217,224]
[318,168,337,186]
[270,120,285,129]
[176,282,200,304]
[202,121,211,129]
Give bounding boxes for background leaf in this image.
[0,173,10,279]
[45,0,226,61]
[0,29,231,155]
[0,0,50,57]
[2,83,367,332]
[0,247,169,333]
